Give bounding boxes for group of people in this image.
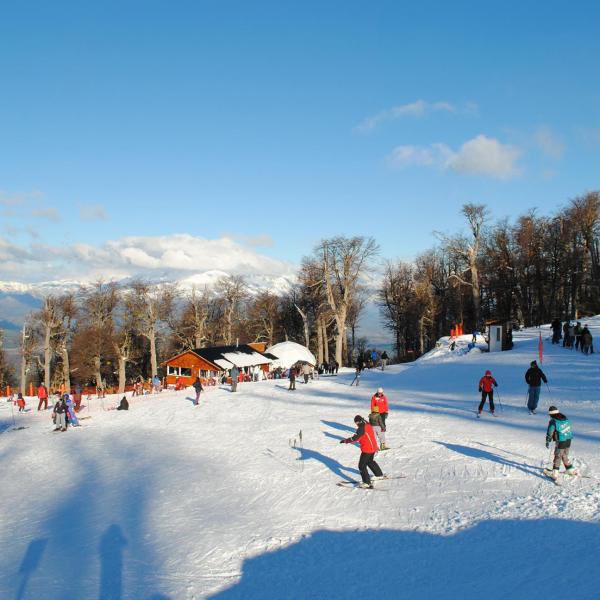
[339,387,390,489]
[318,361,339,375]
[551,319,594,354]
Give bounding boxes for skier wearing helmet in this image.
[477,370,498,417]
[544,406,576,481]
[339,415,384,488]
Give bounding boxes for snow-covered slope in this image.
[1,320,599,599]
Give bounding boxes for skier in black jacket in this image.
[525,360,547,414]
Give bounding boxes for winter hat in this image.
[485,370,491,376]
[377,387,384,394]
[530,360,537,367]
[548,406,559,415]
[354,414,364,424]
[372,406,380,413]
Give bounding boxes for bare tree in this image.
[127,281,177,377]
[316,236,379,366]
[33,296,63,389]
[215,275,247,345]
[248,291,280,346]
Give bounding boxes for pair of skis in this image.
[337,475,406,490]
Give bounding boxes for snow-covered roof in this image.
[266,341,316,369]
[221,351,272,368]
[214,358,234,370]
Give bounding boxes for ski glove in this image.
[478,388,482,393]
[545,441,550,449]
[340,439,350,444]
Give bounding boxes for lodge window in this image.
[168,366,192,377]
[180,368,192,377]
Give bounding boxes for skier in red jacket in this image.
[340,415,384,488]
[371,387,389,431]
[478,370,498,416]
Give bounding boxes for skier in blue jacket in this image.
[544,406,576,480]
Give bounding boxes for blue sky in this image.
[1,0,599,283]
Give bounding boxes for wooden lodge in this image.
[163,344,274,387]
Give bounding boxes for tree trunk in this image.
[322,321,329,363]
[44,326,52,389]
[334,308,346,366]
[149,326,158,377]
[59,344,71,392]
[419,317,425,355]
[118,355,127,394]
[94,355,102,390]
[316,316,323,365]
[20,355,26,395]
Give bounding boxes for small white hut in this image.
[266,341,316,369]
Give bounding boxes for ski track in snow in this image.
[1,319,599,599]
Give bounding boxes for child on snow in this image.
[368,406,388,451]
[478,370,498,416]
[544,405,576,480]
[16,393,26,412]
[52,396,67,431]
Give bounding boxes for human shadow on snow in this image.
[294,446,359,480]
[208,519,600,599]
[15,538,47,600]
[434,441,545,479]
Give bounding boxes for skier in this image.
[581,326,594,355]
[65,394,79,427]
[37,384,48,411]
[230,366,240,392]
[477,370,498,416]
[380,350,389,371]
[371,388,389,431]
[339,415,385,488]
[16,392,26,412]
[525,360,547,414]
[52,395,67,431]
[544,405,576,481]
[192,377,203,405]
[288,366,296,391]
[350,365,361,386]
[368,405,388,451]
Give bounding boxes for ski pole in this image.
[545,382,554,405]
[10,398,16,429]
[495,389,504,412]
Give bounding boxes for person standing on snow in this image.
[368,405,388,451]
[37,384,48,411]
[17,393,26,412]
[477,370,498,416]
[380,351,389,371]
[288,366,296,391]
[525,360,547,414]
[230,366,240,392]
[52,395,67,431]
[371,388,389,431]
[302,363,311,384]
[544,406,576,481]
[192,377,203,405]
[339,415,385,488]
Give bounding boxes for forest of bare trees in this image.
[2,191,598,391]
[379,192,600,357]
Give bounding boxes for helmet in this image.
[548,406,559,415]
[485,370,491,376]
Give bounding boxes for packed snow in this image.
[1,320,599,599]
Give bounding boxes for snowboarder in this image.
[16,393,25,412]
[288,367,296,391]
[380,350,389,371]
[37,384,48,411]
[52,395,67,431]
[525,360,547,414]
[544,405,576,481]
[230,366,240,392]
[477,370,498,416]
[339,415,385,488]
[371,387,389,431]
[368,405,388,450]
[193,377,203,405]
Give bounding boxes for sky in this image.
[1,0,599,287]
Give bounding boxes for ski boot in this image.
[543,468,558,481]
[371,475,387,481]
[565,465,578,476]
[358,482,374,489]
[380,443,390,451]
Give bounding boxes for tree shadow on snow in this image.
[15,538,48,600]
[434,441,545,479]
[208,519,600,599]
[294,446,359,480]
[99,524,128,600]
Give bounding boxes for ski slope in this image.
[1,320,599,599]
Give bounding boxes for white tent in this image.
[266,341,316,369]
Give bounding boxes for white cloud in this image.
[533,125,564,159]
[355,100,477,133]
[0,234,296,286]
[446,135,521,179]
[80,204,109,221]
[388,135,522,180]
[0,192,27,206]
[31,207,61,222]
